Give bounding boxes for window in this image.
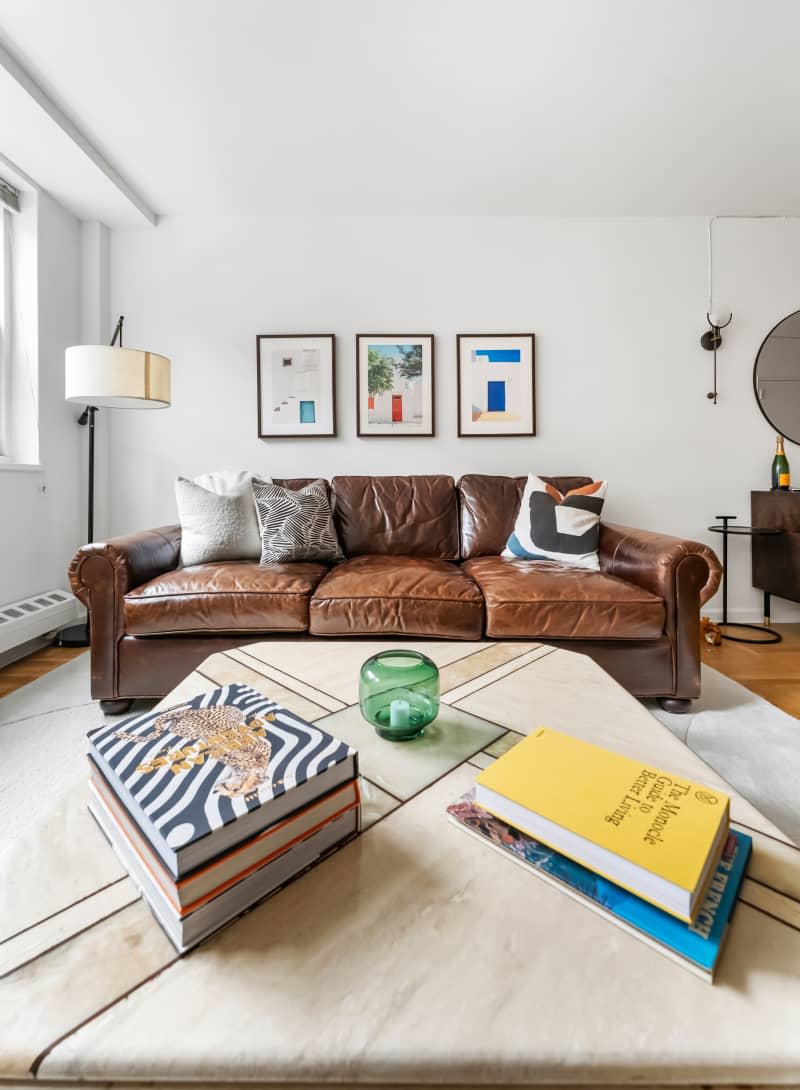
[0,176,20,460]
[0,205,11,460]
[0,172,39,466]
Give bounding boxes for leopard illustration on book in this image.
[88,684,357,869]
[113,704,273,798]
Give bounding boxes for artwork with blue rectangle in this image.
[475,348,521,363]
[299,400,316,424]
[487,381,506,412]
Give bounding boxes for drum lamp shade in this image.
[65,345,170,408]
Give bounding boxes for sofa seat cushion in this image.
[462,556,664,640]
[124,561,330,636]
[309,555,484,639]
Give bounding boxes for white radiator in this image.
[0,590,81,655]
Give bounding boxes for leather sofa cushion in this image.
[458,474,594,559]
[273,477,331,497]
[462,556,665,640]
[310,555,484,639]
[331,476,460,559]
[124,561,329,635]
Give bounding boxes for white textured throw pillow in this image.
[252,477,343,564]
[176,470,269,566]
[502,474,607,570]
[193,469,264,496]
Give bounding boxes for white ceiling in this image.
[1,0,799,219]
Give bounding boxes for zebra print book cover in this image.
[87,684,357,876]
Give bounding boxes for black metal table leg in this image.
[720,517,729,624]
[708,516,782,644]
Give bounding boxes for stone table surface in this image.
[1,640,799,1088]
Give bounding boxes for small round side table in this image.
[708,515,783,644]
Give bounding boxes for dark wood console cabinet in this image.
[751,490,800,619]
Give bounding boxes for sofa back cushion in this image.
[331,475,460,559]
[273,477,330,496]
[457,474,594,559]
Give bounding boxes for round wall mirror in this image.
[754,309,800,445]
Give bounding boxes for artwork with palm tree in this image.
[357,335,434,436]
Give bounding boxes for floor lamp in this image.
[57,316,171,646]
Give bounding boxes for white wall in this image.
[109,215,800,622]
[0,190,84,606]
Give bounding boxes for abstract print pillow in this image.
[252,477,343,564]
[503,475,607,570]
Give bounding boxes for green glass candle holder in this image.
[359,650,440,741]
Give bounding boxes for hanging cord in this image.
[708,217,714,316]
[705,214,794,403]
[708,214,793,314]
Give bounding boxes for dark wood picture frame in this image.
[356,334,435,438]
[256,333,336,438]
[456,333,536,438]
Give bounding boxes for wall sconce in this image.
[701,307,732,404]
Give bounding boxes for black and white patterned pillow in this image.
[251,477,343,564]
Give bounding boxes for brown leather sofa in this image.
[68,474,722,714]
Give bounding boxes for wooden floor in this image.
[0,645,87,698]
[0,629,799,717]
[702,622,800,718]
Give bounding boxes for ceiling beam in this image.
[0,37,156,226]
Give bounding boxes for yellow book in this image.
[474,728,730,922]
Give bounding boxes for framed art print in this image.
[356,334,435,437]
[457,333,535,437]
[256,334,336,438]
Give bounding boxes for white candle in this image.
[389,698,410,729]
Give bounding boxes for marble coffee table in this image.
[2,640,799,1088]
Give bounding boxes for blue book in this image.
[447,789,751,981]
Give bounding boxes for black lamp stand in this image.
[55,317,124,647]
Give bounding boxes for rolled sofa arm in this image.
[599,523,722,700]
[68,525,182,699]
[599,523,722,606]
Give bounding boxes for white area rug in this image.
[1,655,798,850]
[649,665,800,845]
[0,656,157,850]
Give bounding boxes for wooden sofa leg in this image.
[100,699,134,715]
[657,697,692,714]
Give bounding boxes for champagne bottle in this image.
[772,435,791,490]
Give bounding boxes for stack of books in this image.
[448,727,751,981]
[88,683,359,952]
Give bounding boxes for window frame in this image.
[0,206,11,461]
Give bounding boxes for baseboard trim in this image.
[703,607,800,624]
